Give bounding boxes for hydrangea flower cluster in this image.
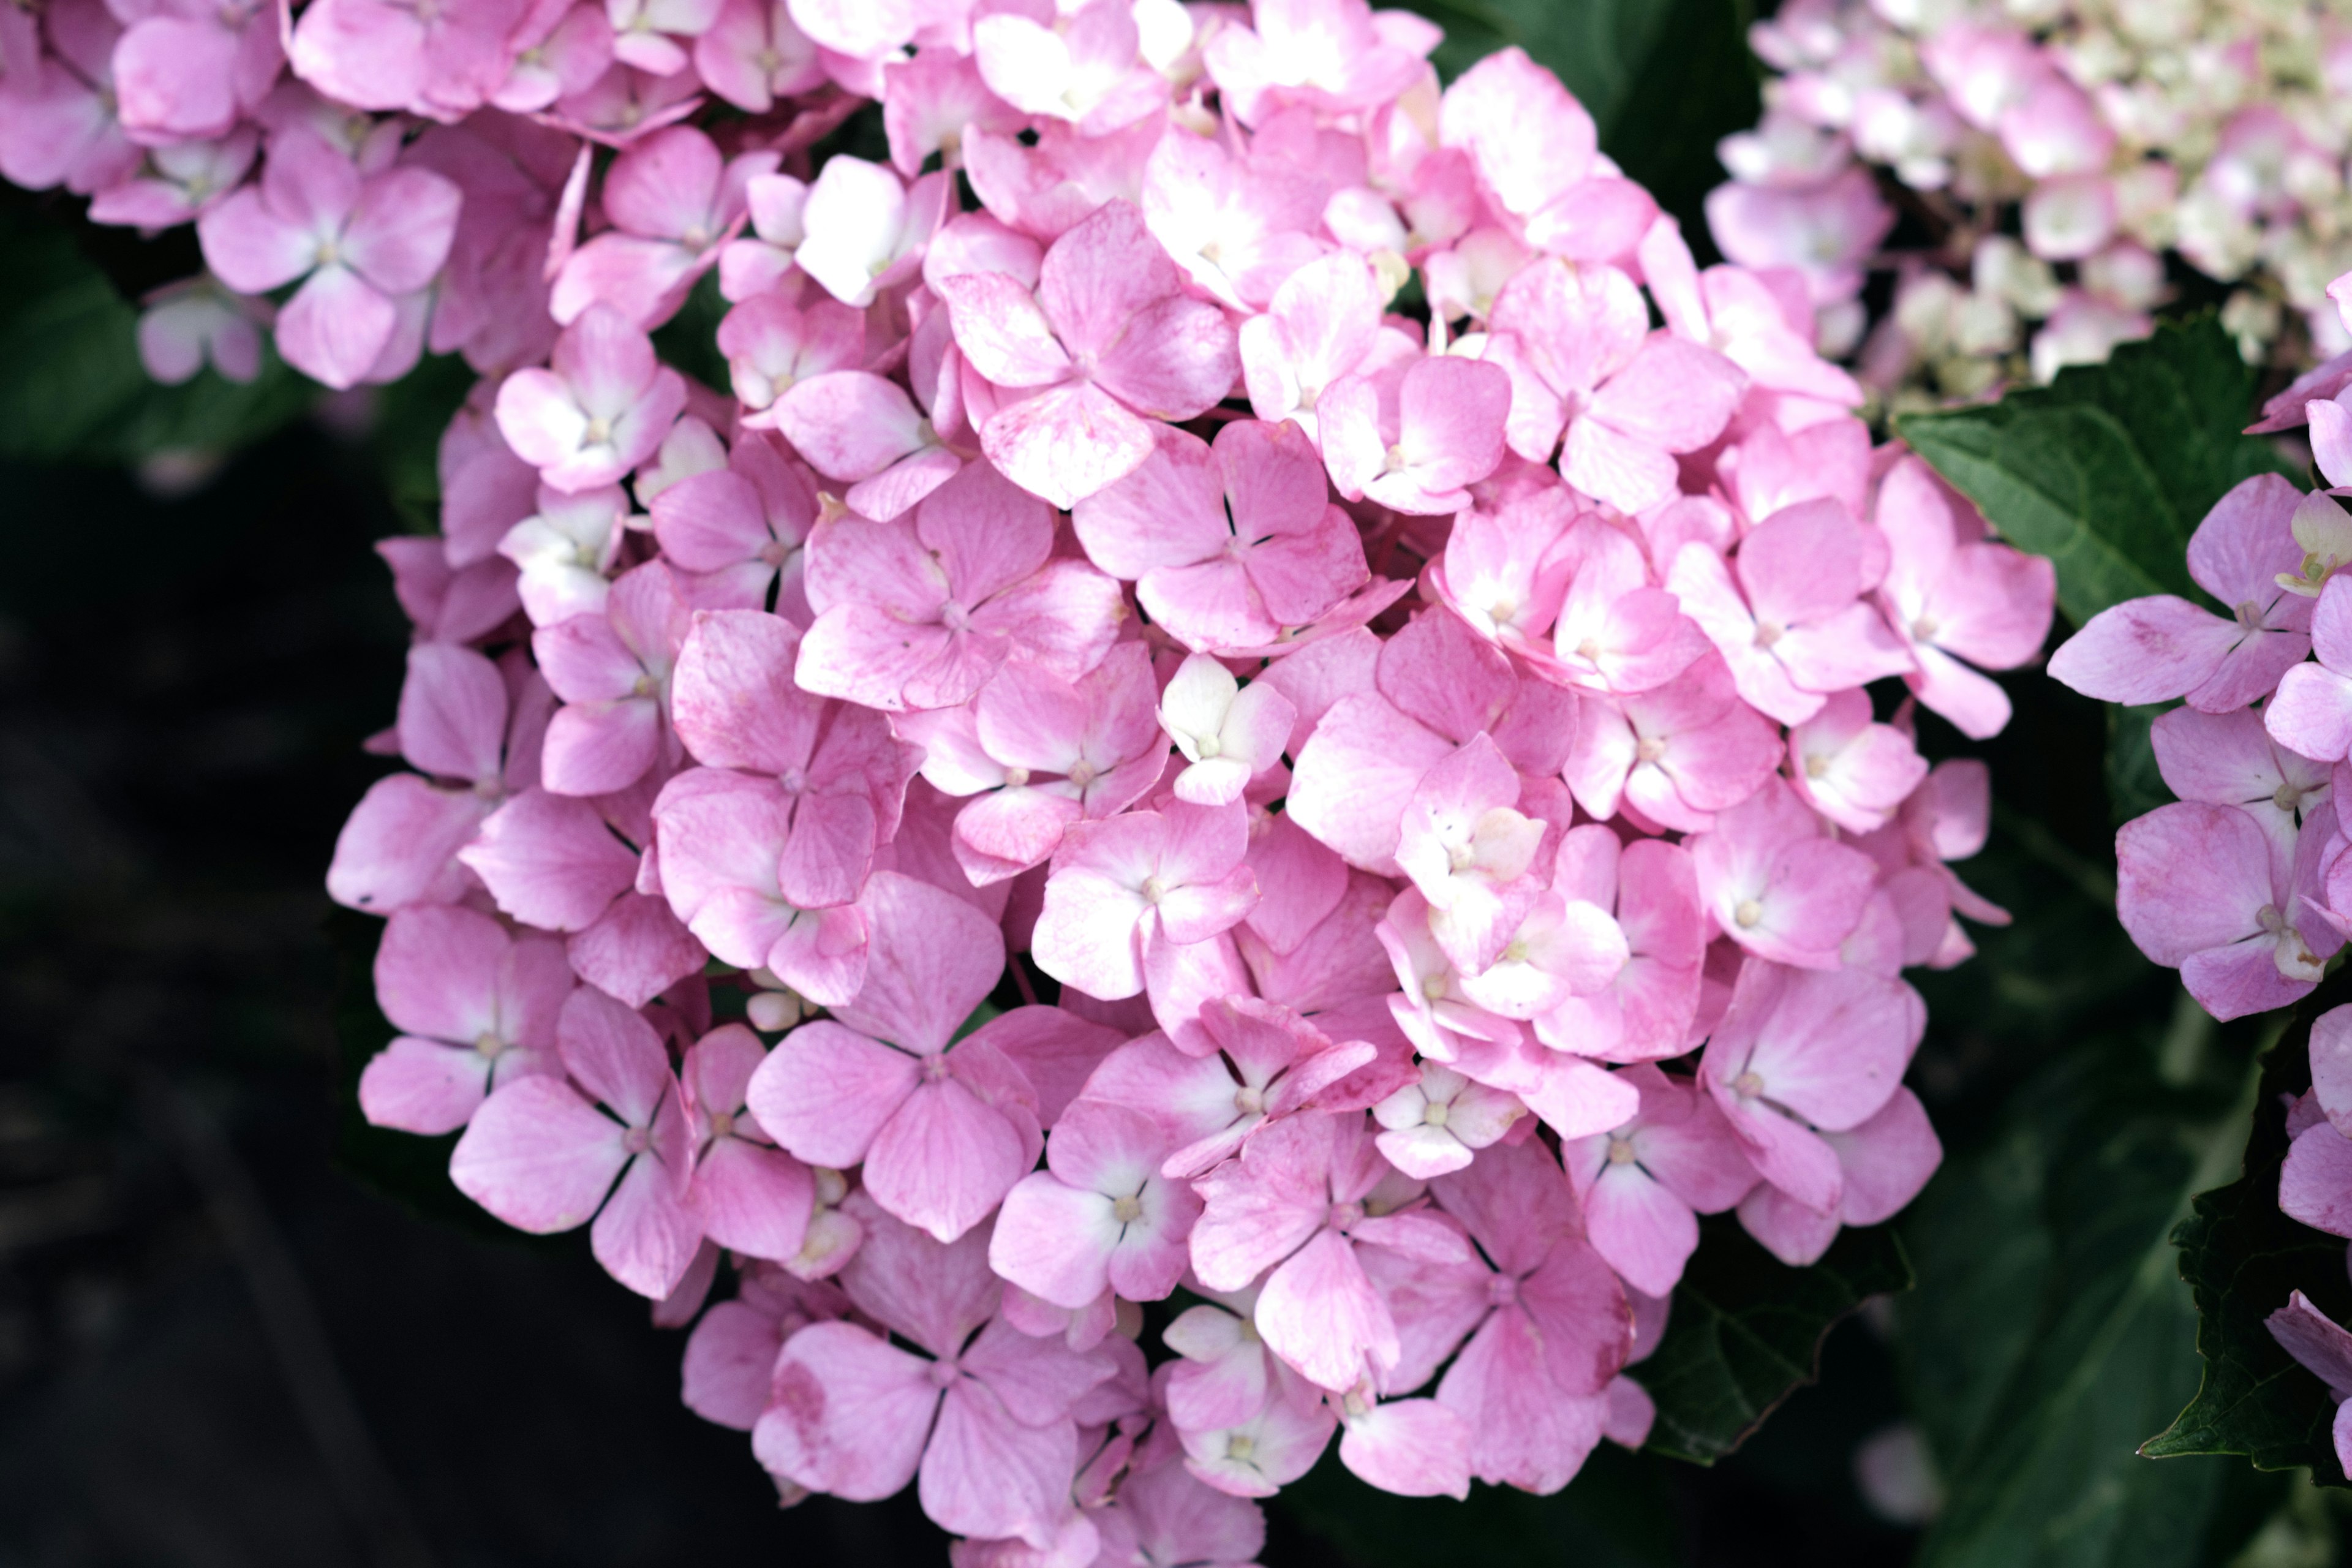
[2048,268,2352,1478]
[1709,0,2352,407]
[7,0,2059,1547]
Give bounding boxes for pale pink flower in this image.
[989,1099,1203,1309]
[451,986,704,1298]
[359,903,573,1135]
[495,304,688,493]
[1560,1065,1755,1295]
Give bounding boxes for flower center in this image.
[925,1357,960,1389]
[1607,1136,1637,1164]
[1733,1070,1765,1099]
[1140,875,1166,905]
[1733,898,1763,928]
[1753,621,1784,649]
[621,1125,650,1154]
[1328,1201,1363,1231]
[708,1110,734,1140]
[1225,1433,1255,1461]
[1194,733,1223,759]
[1423,1100,1450,1128]
[921,1052,952,1083]
[1001,767,1030,788]
[1066,760,1098,788]
[1485,1274,1517,1307]
[1910,615,1939,641]
[473,1031,507,1058]
[1233,1084,1264,1115]
[1635,736,1668,764]
[583,415,612,445]
[1421,973,1449,1001]
[2275,782,2307,813]
[1111,1193,1144,1224]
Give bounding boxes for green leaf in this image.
[0,205,314,466]
[1395,0,1761,253]
[2105,704,2174,828]
[1632,1216,1911,1464]
[1895,316,2298,626]
[1898,1036,2261,1568]
[2145,978,2352,1481]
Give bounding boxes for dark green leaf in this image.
[1899,1037,2260,1568]
[0,206,314,466]
[1896,316,2297,626]
[1632,1216,1911,1464]
[2105,703,2174,828]
[2144,974,2352,1481]
[1270,1442,1679,1568]
[1395,0,1761,254]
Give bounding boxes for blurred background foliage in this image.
[3,1,2351,1564]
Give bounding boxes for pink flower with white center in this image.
[606,0,723,75]
[2115,802,2337,1020]
[1175,1371,1339,1499]
[1032,798,1261,1005]
[1532,517,1709,697]
[1699,959,1924,1216]
[1162,1286,1307,1435]
[284,0,518,115]
[680,1264,851,1430]
[715,173,807,301]
[499,483,627,627]
[195,128,459,390]
[1786,690,1929,835]
[1287,607,1578,873]
[1079,1002,1380,1177]
[1485,258,1746,515]
[971,0,1166,136]
[2150,705,2331,881]
[2264,1291,2352,1480]
[2049,474,2315,714]
[89,132,258,230]
[989,1099,1204,1309]
[1735,1083,1940,1265]
[1668,501,1915,726]
[1237,250,1385,443]
[1203,0,1429,126]
[1704,169,1893,309]
[2267,574,2352,765]
[326,644,549,914]
[1565,652,1781,835]
[1850,761,2011,971]
[1332,1387,1473,1500]
[1689,775,1877,970]
[358,903,573,1135]
[1392,733,1547,974]
[450,986,703,1298]
[1425,486,1578,662]
[756,1192,1115,1548]
[1158,654,1297,809]
[533,560,693,796]
[1191,1112,1463,1393]
[1090,1452,1268,1568]
[1454,880,1631,1024]
[1714,418,1872,535]
[495,304,688,494]
[1536,827,1706,1063]
[1438,47,1658,264]
[551,127,774,330]
[1072,418,1368,655]
[1637,217,1863,407]
[680,1022,814,1262]
[136,275,270,385]
[1375,886,1523,1064]
[1561,1065,1756,1295]
[796,460,1125,713]
[766,331,970,524]
[715,294,864,424]
[1371,1061,1526,1178]
[899,643,1166,886]
[693,0,823,111]
[1371,1138,1634,1493]
[107,0,276,144]
[937,199,1239,508]
[745,872,1042,1242]
[668,608,922,907]
[649,430,821,621]
[1872,458,2056,740]
[1140,127,1329,312]
[794,155,951,309]
[1321,355,1515,516]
